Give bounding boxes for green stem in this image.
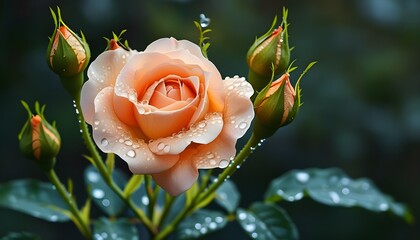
[157,193,176,230]
[154,133,261,240]
[72,87,157,234]
[46,169,92,239]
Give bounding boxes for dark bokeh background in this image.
[1,0,419,239]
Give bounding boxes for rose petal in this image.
[135,101,198,139]
[194,76,255,168]
[81,49,136,124]
[148,112,223,155]
[92,87,178,174]
[152,147,199,196]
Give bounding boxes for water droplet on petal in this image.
[199,13,210,28]
[94,120,100,125]
[157,142,165,151]
[207,153,215,159]
[127,150,136,158]
[163,145,171,153]
[209,159,217,165]
[218,159,229,168]
[198,122,206,128]
[238,122,248,130]
[100,138,109,146]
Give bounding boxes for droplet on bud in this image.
[199,13,210,28]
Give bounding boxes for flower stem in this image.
[72,91,157,234]
[46,168,92,239]
[154,133,260,240]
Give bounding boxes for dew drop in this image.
[198,122,206,128]
[238,212,247,220]
[194,223,202,230]
[157,142,165,151]
[209,159,217,165]
[50,215,58,222]
[199,13,210,28]
[238,122,248,130]
[94,120,100,125]
[163,145,171,153]
[329,191,340,203]
[215,216,224,223]
[245,224,256,232]
[342,187,350,195]
[379,203,389,211]
[251,233,258,239]
[92,189,105,199]
[87,171,100,182]
[340,177,350,185]
[296,172,310,183]
[207,153,215,159]
[102,199,110,207]
[141,196,149,205]
[218,159,229,168]
[125,140,133,146]
[200,227,208,234]
[138,108,146,114]
[127,150,136,158]
[209,222,217,229]
[101,138,109,147]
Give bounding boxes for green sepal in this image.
[246,15,278,61]
[18,101,60,171]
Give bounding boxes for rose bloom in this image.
[81,38,254,195]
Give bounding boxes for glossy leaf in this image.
[84,166,127,216]
[215,179,240,213]
[93,218,138,240]
[0,179,70,222]
[175,209,227,239]
[237,202,298,240]
[265,168,412,222]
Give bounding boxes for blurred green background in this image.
[1,0,419,239]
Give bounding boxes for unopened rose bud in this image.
[253,61,316,138]
[108,39,120,50]
[247,10,290,91]
[253,73,298,138]
[19,101,61,171]
[47,7,90,99]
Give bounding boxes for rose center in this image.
[149,77,196,109]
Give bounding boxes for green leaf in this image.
[215,179,240,213]
[123,174,143,198]
[175,209,227,239]
[93,218,138,240]
[264,168,413,222]
[0,179,70,222]
[84,166,127,216]
[237,202,298,240]
[0,232,41,240]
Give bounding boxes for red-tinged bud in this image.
[247,9,290,92]
[47,7,90,100]
[253,62,316,138]
[109,39,120,50]
[19,101,61,171]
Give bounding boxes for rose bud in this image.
[253,62,316,138]
[47,7,90,99]
[18,101,61,171]
[247,9,290,92]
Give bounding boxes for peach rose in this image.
[81,38,254,195]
